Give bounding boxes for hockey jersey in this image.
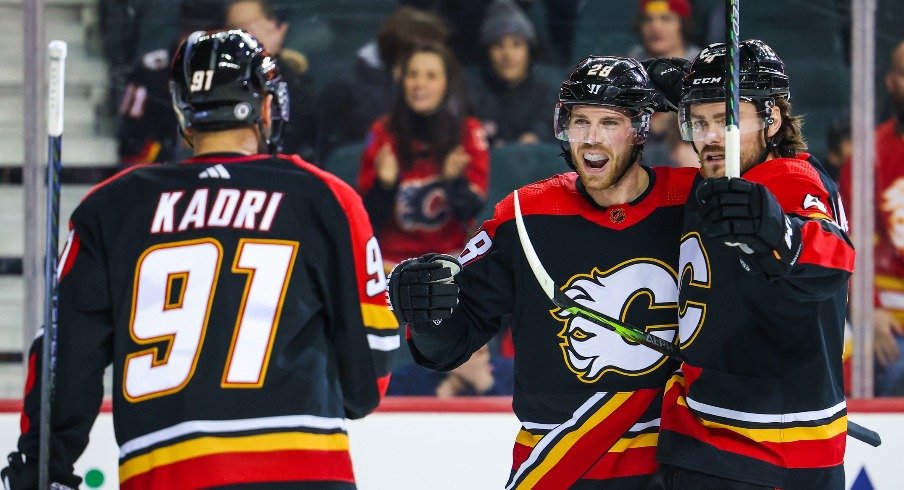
[15,153,398,489]
[658,154,854,489]
[409,166,696,489]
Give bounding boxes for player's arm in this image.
[324,179,398,419]
[695,174,854,301]
[3,215,113,488]
[390,205,515,371]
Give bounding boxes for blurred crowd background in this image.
[1,0,904,399]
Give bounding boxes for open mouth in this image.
[583,152,609,170]
[703,152,725,164]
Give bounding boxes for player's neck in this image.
[587,164,649,208]
[192,127,261,156]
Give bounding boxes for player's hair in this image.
[772,97,807,158]
[388,42,472,169]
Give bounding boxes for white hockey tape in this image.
[47,40,67,137]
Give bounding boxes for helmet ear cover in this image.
[170,29,290,153]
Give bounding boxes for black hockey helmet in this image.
[170,29,289,153]
[554,56,661,144]
[678,39,789,141]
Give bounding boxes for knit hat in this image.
[480,0,536,46]
[639,0,692,19]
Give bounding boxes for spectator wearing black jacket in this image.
[467,0,557,148]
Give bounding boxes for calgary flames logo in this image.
[553,259,680,383]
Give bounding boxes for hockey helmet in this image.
[554,56,661,145]
[678,39,789,141]
[170,29,289,152]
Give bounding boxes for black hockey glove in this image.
[696,177,802,278]
[2,452,81,490]
[641,57,689,112]
[388,253,462,324]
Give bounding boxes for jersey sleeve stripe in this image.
[797,220,855,272]
[366,334,400,351]
[361,303,397,330]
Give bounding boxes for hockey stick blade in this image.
[512,190,881,447]
[513,190,684,361]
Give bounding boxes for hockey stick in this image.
[724,0,741,179]
[39,40,67,489]
[512,190,881,447]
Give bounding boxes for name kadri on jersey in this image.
[150,188,284,233]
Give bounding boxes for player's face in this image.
[489,34,531,85]
[689,101,767,178]
[567,105,638,192]
[403,52,448,116]
[639,11,683,57]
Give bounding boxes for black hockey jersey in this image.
[409,166,696,489]
[15,153,398,489]
[658,154,854,489]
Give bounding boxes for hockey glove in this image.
[388,253,462,324]
[696,177,802,278]
[2,452,81,490]
[641,57,689,112]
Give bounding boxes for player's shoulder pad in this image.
[483,173,576,236]
[744,156,835,220]
[651,166,697,206]
[278,153,364,212]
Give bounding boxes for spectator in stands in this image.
[388,345,514,397]
[824,115,851,183]
[317,7,449,160]
[840,40,904,396]
[225,0,318,161]
[467,0,557,148]
[358,42,489,269]
[627,0,700,168]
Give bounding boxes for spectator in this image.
[627,0,699,168]
[467,0,557,147]
[824,115,851,183]
[317,6,449,159]
[388,345,514,397]
[0,30,397,488]
[358,42,489,268]
[840,40,904,396]
[225,0,318,161]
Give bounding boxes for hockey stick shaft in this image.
[39,40,67,489]
[512,190,881,447]
[725,0,741,178]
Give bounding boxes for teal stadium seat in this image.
[478,143,565,224]
[323,142,366,188]
[784,58,851,160]
[571,0,638,59]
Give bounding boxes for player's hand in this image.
[641,57,689,112]
[696,177,801,277]
[387,253,462,324]
[1,452,80,490]
[875,309,904,366]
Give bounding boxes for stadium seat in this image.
[571,0,638,58]
[478,143,564,223]
[784,58,851,160]
[323,142,366,188]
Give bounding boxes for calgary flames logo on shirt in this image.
[396,177,450,232]
[553,259,679,383]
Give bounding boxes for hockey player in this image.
[1,30,397,489]
[650,40,855,489]
[388,56,697,488]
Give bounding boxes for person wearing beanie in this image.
[467,0,557,147]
